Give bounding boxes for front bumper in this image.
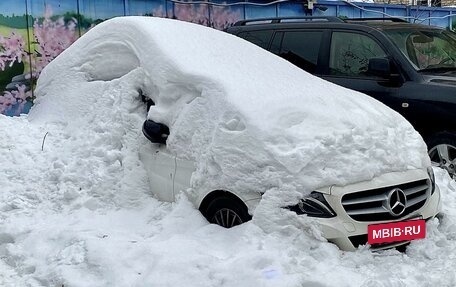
[315,171,441,251]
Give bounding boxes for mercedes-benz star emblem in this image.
[386,188,407,216]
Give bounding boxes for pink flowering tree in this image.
[209,5,242,30]
[0,32,30,115]
[152,2,242,30]
[0,6,78,115]
[174,3,210,26]
[31,6,78,78]
[0,84,29,115]
[0,32,26,71]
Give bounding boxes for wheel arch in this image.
[424,130,456,145]
[198,190,250,216]
[426,131,456,178]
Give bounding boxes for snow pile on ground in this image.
[1,112,455,286]
[0,17,452,286]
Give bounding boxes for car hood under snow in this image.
[31,16,430,197]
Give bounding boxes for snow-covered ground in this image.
[1,113,456,286]
[1,17,455,286]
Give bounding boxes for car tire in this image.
[426,132,456,178]
[204,196,251,228]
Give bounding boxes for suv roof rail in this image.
[232,16,344,26]
[344,17,409,23]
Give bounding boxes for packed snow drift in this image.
[32,16,429,196]
[0,16,454,286]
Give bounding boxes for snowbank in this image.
[0,16,454,286]
[0,118,455,286]
[31,16,429,200]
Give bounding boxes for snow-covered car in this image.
[32,16,440,251]
[142,119,441,251]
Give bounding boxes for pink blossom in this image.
[174,3,210,26]
[0,85,32,115]
[30,6,79,78]
[152,2,241,30]
[0,6,78,115]
[209,6,242,30]
[0,32,27,71]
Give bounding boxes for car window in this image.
[385,29,456,70]
[329,32,386,77]
[278,31,323,73]
[270,32,283,55]
[237,30,273,49]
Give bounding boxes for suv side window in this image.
[237,30,273,49]
[329,32,386,77]
[278,31,323,73]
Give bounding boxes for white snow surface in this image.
[32,16,429,197]
[1,115,456,286]
[1,16,453,286]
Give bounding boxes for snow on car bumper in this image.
[317,183,441,251]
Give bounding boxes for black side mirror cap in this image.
[142,120,169,144]
[367,57,391,78]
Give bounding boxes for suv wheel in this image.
[427,133,456,179]
[204,196,251,228]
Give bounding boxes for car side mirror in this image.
[142,119,169,144]
[367,57,392,78]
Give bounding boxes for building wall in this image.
[374,0,455,6]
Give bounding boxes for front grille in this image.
[341,179,429,222]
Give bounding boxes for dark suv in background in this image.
[227,17,456,178]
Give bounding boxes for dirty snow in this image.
[0,16,454,286]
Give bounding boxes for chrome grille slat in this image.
[341,179,430,222]
[342,194,387,205]
[407,193,428,207]
[403,184,428,196]
[346,206,388,215]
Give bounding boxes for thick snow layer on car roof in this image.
[31,16,429,197]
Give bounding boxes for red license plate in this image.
[368,219,426,244]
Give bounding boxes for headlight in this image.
[427,167,436,195]
[285,192,336,218]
